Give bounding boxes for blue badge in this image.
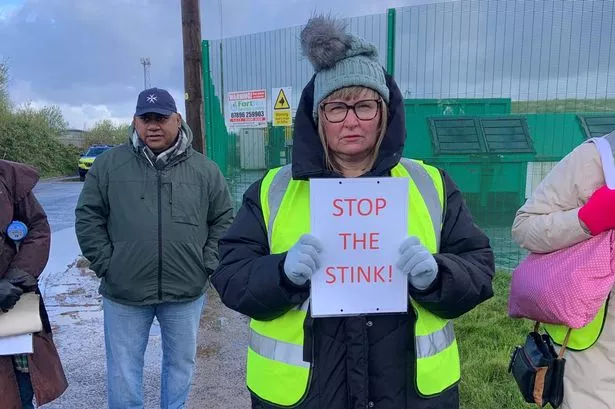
[7,221,28,242]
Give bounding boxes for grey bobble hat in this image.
[300,15,389,122]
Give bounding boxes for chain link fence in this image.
[202,0,615,270]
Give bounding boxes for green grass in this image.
[457,273,532,409]
[512,98,615,113]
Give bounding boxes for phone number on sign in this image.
[230,111,265,119]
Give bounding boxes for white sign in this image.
[0,333,33,355]
[226,89,267,128]
[309,177,409,317]
[271,87,292,127]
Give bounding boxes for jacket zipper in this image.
[157,170,163,300]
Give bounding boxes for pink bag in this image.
[508,134,615,328]
[508,230,615,328]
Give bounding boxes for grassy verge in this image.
[458,272,532,409]
[512,98,615,113]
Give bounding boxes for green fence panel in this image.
[201,1,615,271]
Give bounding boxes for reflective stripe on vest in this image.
[249,160,459,405]
[416,320,455,358]
[249,330,310,369]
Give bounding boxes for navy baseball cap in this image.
[135,87,177,116]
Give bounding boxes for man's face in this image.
[134,112,181,153]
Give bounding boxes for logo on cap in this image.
[135,87,177,117]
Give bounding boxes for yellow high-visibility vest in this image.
[545,302,608,350]
[247,158,460,406]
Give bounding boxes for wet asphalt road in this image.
[33,178,84,233]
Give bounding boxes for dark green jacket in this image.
[75,122,233,305]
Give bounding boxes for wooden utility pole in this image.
[181,0,205,153]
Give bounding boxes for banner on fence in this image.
[226,89,267,128]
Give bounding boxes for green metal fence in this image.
[201,0,615,270]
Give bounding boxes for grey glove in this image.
[0,279,23,312]
[4,268,38,292]
[283,234,323,286]
[396,236,438,290]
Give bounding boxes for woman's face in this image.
[320,88,382,161]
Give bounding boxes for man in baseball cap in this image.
[76,86,233,408]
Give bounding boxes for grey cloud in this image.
[1,0,411,114]
[3,0,611,129]
[0,0,184,106]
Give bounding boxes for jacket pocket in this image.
[105,241,157,302]
[92,243,114,278]
[170,182,202,226]
[92,256,110,278]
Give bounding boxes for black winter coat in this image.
[212,72,495,409]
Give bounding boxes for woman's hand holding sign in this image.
[397,237,438,290]
[283,234,324,286]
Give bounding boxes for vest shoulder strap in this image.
[588,133,615,188]
[604,130,615,149]
[261,164,293,245]
[398,158,444,249]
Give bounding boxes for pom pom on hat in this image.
[300,15,352,71]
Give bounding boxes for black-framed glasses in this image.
[320,99,381,123]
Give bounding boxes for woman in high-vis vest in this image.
[212,15,495,409]
[512,132,615,409]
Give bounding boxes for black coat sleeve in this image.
[211,179,309,321]
[408,170,495,319]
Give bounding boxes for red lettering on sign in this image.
[331,198,387,217]
[324,265,394,284]
[338,232,380,250]
[325,267,336,284]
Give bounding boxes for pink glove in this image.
[578,186,615,235]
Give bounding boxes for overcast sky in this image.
[0,0,442,129]
[1,0,613,130]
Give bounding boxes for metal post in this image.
[386,8,396,77]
